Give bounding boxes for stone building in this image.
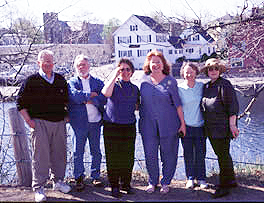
[43,12,104,44]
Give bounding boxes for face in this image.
[149,55,163,74]
[207,66,220,82]
[119,63,132,82]
[38,54,54,75]
[76,59,90,78]
[183,65,196,82]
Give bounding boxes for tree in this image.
[102,18,120,52]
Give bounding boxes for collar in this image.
[39,68,55,84]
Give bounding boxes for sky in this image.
[1,0,263,27]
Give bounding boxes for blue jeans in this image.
[181,125,206,180]
[72,122,102,180]
[142,133,179,186]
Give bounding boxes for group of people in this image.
[16,49,239,202]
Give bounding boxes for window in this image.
[130,25,138,31]
[193,35,200,41]
[118,36,132,44]
[169,50,173,54]
[174,50,177,54]
[156,35,167,42]
[137,49,152,57]
[186,48,194,53]
[231,58,243,68]
[118,50,132,57]
[137,35,151,43]
[208,47,211,54]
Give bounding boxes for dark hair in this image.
[180,62,199,78]
[117,58,135,73]
[142,49,171,75]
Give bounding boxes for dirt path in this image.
[1,173,264,202]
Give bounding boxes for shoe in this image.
[120,186,135,194]
[146,184,155,193]
[76,176,85,192]
[160,185,169,194]
[111,187,121,198]
[53,180,71,193]
[212,187,230,199]
[198,180,208,189]
[35,187,46,202]
[92,179,104,187]
[185,179,194,189]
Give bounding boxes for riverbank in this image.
[0,170,263,202]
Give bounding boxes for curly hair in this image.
[142,49,171,75]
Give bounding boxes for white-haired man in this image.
[17,50,71,202]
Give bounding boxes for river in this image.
[0,79,264,184]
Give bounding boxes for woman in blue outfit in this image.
[102,58,140,198]
[178,62,208,189]
[139,49,186,194]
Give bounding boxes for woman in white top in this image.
[178,62,208,189]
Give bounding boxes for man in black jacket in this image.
[16,50,71,202]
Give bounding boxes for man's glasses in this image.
[207,66,219,71]
[120,68,131,72]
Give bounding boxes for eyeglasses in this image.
[207,66,219,71]
[120,68,131,72]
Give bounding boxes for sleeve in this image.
[222,80,239,117]
[168,77,182,108]
[90,79,107,112]
[16,78,31,111]
[67,78,91,104]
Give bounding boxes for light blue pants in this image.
[72,122,102,180]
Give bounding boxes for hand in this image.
[230,125,239,139]
[90,92,98,98]
[27,119,36,129]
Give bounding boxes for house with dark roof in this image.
[113,14,216,69]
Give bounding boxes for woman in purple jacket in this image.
[101,58,140,198]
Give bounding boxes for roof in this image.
[134,15,167,33]
[168,36,185,49]
[192,25,215,43]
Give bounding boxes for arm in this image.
[101,67,121,97]
[19,109,35,129]
[177,105,186,136]
[67,78,93,104]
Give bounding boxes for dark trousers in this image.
[181,126,206,180]
[209,137,236,187]
[103,121,136,189]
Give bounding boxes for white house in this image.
[180,25,216,60]
[113,14,216,69]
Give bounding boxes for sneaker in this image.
[120,186,135,194]
[76,176,85,192]
[212,187,230,199]
[53,180,71,193]
[92,179,104,187]
[185,179,194,189]
[160,185,169,194]
[198,180,208,189]
[111,187,121,198]
[146,184,155,193]
[35,187,46,202]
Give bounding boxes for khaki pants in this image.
[31,119,67,190]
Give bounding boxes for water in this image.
[1,87,264,184]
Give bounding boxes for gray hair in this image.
[38,50,54,61]
[73,54,89,69]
